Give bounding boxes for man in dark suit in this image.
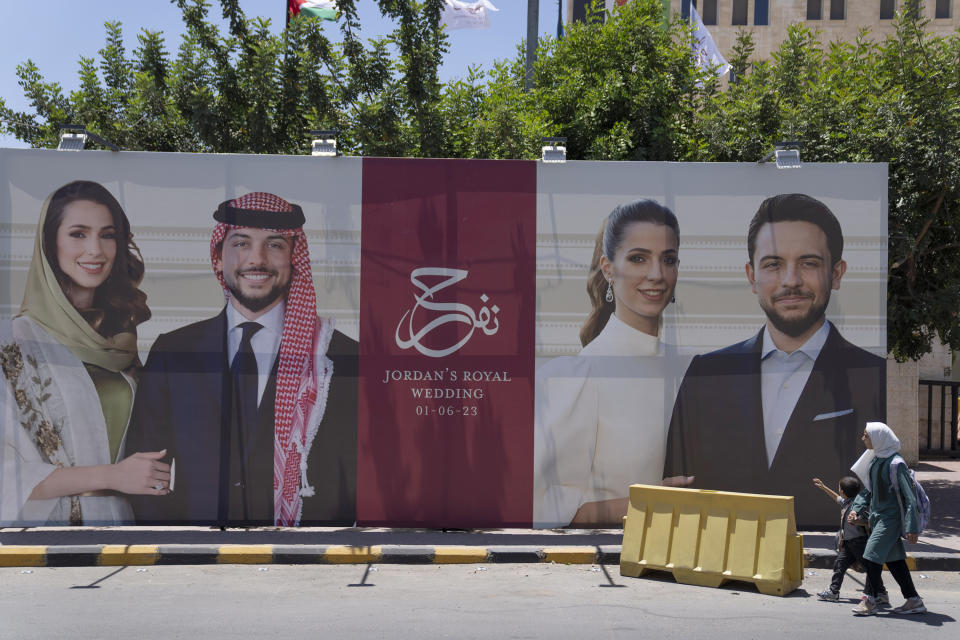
[128,192,357,526]
[663,194,885,527]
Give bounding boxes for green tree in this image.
[0,0,451,156]
[529,0,712,161]
[434,58,554,160]
[427,0,713,161]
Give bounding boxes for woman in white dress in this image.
[1,181,170,526]
[534,200,686,527]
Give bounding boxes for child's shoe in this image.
[852,595,877,616]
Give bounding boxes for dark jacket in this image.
[663,322,885,528]
[126,309,357,526]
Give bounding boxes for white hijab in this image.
[850,422,901,491]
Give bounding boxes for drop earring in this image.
[605,281,614,303]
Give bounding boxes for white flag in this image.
[441,0,499,30]
[691,6,730,77]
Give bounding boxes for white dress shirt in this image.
[226,301,285,407]
[760,320,831,467]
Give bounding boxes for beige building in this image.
[667,1,958,61]
[571,2,959,61]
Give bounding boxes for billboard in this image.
[0,149,887,528]
[534,162,886,528]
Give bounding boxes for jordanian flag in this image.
[288,0,338,22]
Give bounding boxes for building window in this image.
[702,0,718,24]
[681,0,695,20]
[732,0,748,24]
[807,0,823,20]
[880,0,895,19]
[754,0,769,25]
[936,0,952,18]
[830,0,845,20]
[905,0,921,18]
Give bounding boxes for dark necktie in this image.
[231,321,262,416]
[228,321,262,523]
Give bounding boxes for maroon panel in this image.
[358,158,536,527]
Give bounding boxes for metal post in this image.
[949,383,960,451]
[557,0,564,39]
[525,0,539,91]
[940,384,946,451]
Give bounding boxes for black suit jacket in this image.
[127,309,357,526]
[663,322,885,528]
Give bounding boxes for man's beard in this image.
[759,288,829,338]
[227,273,290,313]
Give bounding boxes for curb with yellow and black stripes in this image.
[1,544,958,569]
[0,544,621,567]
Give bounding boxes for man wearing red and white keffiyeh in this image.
[127,192,357,527]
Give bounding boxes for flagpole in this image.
[556,0,563,39]
[525,0,539,91]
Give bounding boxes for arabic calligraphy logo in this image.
[395,267,500,358]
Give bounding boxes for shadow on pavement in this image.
[69,566,127,589]
[347,563,376,587]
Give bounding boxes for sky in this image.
[0,0,565,149]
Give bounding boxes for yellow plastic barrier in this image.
[620,484,803,596]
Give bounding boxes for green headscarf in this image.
[19,190,139,372]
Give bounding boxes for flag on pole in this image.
[440,0,499,30]
[288,0,339,22]
[691,5,730,77]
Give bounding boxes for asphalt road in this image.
[1,564,957,639]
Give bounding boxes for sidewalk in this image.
[2,460,958,569]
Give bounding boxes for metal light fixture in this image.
[758,141,802,169]
[310,130,338,157]
[57,124,120,152]
[541,137,567,164]
[57,126,87,151]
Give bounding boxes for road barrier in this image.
[620,484,803,596]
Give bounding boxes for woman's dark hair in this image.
[579,200,680,347]
[42,181,151,337]
[839,475,862,500]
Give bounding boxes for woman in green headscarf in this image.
[1,180,170,525]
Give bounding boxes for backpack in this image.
[889,455,931,538]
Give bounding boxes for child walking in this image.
[812,476,888,604]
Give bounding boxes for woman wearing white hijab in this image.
[847,422,925,615]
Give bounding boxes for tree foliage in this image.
[3,0,960,360]
[529,0,711,161]
[0,0,451,155]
